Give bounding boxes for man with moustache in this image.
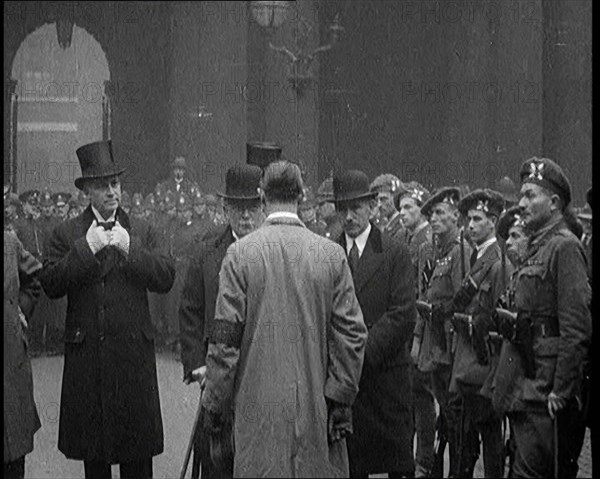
[396,182,436,478]
[40,140,175,479]
[202,162,367,477]
[504,157,591,478]
[332,170,417,478]
[415,187,472,478]
[370,173,405,242]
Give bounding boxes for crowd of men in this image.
[4,137,593,479]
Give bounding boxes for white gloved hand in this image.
[86,219,111,255]
[109,221,130,256]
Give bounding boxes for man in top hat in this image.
[331,169,417,478]
[39,140,175,479]
[157,156,200,197]
[52,192,72,221]
[246,141,282,169]
[316,176,344,240]
[500,157,591,478]
[442,188,509,478]
[370,173,405,242]
[395,182,436,478]
[414,186,473,478]
[179,164,266,478]
[200,161,367,477]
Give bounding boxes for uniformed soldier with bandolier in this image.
[397,182,435,478]
[413,187,473,478]
[447,188,510,478]
[370,173,405,242]
[496,157,591,478]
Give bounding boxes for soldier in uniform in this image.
[4,192,21,230]
[414,187,473,478]
[204,194,221,225]
[498,157,591,478]
[370,173,405,242]
[299,187,326,235]
[144,193,156,222]
[316,177,344,240]
[130,193,145,221]
[396,183,436,478]
[38,189,57,235]
[67,198,80,219]
[445,189,509,478]
[53,192,72,221]
[157,156,200,196]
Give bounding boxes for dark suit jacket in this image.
[179,225,235,381]
[338,224,417,473]
[39,205,175,462]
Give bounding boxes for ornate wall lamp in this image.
[250,1,344,97]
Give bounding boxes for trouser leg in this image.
[83,460,112,479]
[4,456,25,479]
[413,366,436,476]
[430,366,453,476]
[119,458,153,479]
[476,397,504,478]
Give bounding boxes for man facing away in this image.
[202,161,367,477]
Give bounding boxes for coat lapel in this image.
[353,226,385,293]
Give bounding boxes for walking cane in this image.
[180,382,205,479]
[553,416,559,478]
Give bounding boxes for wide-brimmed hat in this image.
[217,165,262,200]
[74,140,126,190]
[332,170,377,204]
[247,142,282,169]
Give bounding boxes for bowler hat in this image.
[218,165,262,200]
[331,170,377,203]
[74,140,126,190]
[332,170,377,204]
[247,142,282,169]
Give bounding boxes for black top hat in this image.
[331,170,377,204]
[247,142,282,169]
[74,140,126,190]
[218,165,262,200]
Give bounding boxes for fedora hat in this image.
[74,140,126,190]
[331,170,377,204]
[247,142,282,169]
[217,165,262,200]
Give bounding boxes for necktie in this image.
[98,221,115,230]
[348,241,359,275]
[470,249,478,268]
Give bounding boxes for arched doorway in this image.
[10,23,110,194]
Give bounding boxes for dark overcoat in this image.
[39,206,175,463]
[339,225,417,474]
[179,225,234,379]
[4,231,43,463]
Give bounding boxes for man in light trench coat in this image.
[201,161,368,477]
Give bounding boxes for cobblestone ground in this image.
[26,353,592,478]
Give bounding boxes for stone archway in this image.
[10,23,110,194]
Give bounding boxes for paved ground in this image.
[26,352,592,478]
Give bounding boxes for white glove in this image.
[109,221,130,256]
[86,219,111,255]
[184,365,207,385]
